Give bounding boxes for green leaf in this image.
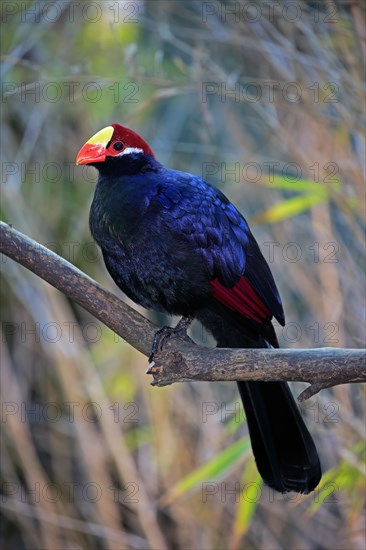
[308,455,366,515]
[251,193,327,224]
[258,174,340,193]
[231,459,262,546]
[160,437,251,506]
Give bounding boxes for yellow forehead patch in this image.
[86,126,114,147]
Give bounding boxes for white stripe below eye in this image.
[117,147,144,156]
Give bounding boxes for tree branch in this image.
[0,221,158,357]
[1,221,365,401]
[146,345,365,400]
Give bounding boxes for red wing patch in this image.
[210,277,271,324]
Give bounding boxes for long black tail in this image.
[196,305,321,494]
[237,381,321,493]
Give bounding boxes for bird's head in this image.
[76,124,154,168]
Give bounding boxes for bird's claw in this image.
[149,326,173,359]
[148,316,194,363]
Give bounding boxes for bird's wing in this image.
[156,170,285,326]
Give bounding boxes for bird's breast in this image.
[91,213,211,315]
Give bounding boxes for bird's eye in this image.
[113,142,124,151]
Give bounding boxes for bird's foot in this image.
[148,316,194,363]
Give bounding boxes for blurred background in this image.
[1,1,365,548]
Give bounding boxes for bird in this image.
[76,123,321,493]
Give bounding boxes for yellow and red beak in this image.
[76,126,114,165]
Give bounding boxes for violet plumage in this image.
[76,124,321,493]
